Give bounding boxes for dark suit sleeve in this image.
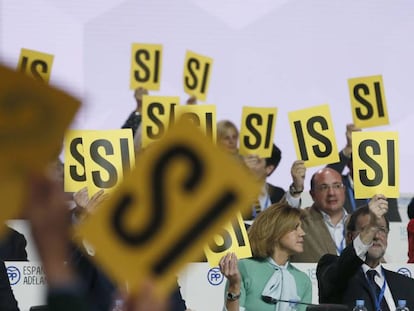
[121,111,141,136]
[0,261,19,311]
[13,231,28,261]
[316,243,364,303]
[168,280,187,311]
[326,150,349,174]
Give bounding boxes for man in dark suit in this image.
[243,144,306,220]
[327,123,401,221]
[317,197,414,310]
[0,260,19,311]
[0,225,28,261]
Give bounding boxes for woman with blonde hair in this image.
[219,202,311,311]
[216,120,239,155]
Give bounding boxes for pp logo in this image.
[397,267,412,278]
[6,266,21,285]
[207,267,224,286]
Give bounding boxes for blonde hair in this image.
[216,120,239,140]
[248,202,304,258]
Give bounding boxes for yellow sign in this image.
[204,213,251,267]
[239,107,278,157]
[352,131,399,199]
[348,75,389,128]
[288,104,339,167]
[175,104,216,143]
[0,64,79,227]
[130,43,163,91]
[74,119,261,296]
[0,65,80,170]
[17,48,54,83]
[64,130,86,192]
[141,95,179,148]
[183,50,213,102]
[64,129,135,195]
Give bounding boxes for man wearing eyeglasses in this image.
[316,197,414,310]
[291,167,361,263]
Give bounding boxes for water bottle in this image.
[352,299,368,311]
[111,299,124,311]
[396,299,410,311]
[288,300,298,311]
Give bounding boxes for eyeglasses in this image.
[314,183,344,193]
[376,226,389,235]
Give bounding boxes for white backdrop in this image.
[1,0,414,193]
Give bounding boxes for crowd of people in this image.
[1,85,414,311]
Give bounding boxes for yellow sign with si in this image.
[17,48,54,83]
[64,129,135,196]
[348,75,389,128]
[204,213,252,267]
[175,104,216,143]
[141,95,179,148]
[352,131,399,199]
[239,106,278,158]
[183,50,213,102]
[74,119,261,296]
[130,43,163,91]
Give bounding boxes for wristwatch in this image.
[289,183,303,195]
[226,291,241,301]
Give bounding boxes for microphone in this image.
[261,296,348,311]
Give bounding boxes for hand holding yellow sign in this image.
[239,106,278,158]
[352,131,399,199]
[17,48,54,83]
[288,104,339,167]
[183,50,213,102]
[348,75,389,128]
[74,119,261,297]
[130,43,163,91]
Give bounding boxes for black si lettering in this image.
[90,139,118,188]
[20,56,29,73]
[293,120,308,160]
[146,103,165,139]
[200,62,210,94]
[112,145,203,245]
[354,83,374,120]
[153,50,160,83]
[185,58,199,90]
[205,112,213,139]
[264,114,274,149]
[208,228,232,253]
[69,137,86,182]
[153,191,236,275]
[207,219,246,253]
[120,138,132,175]
[31,60,48,81]
[374,82,385,117]
[308,116,332,158]
[244,114,262,149]
[358,139,382,186]
[387,140,395,186]
[134,49,151,82]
